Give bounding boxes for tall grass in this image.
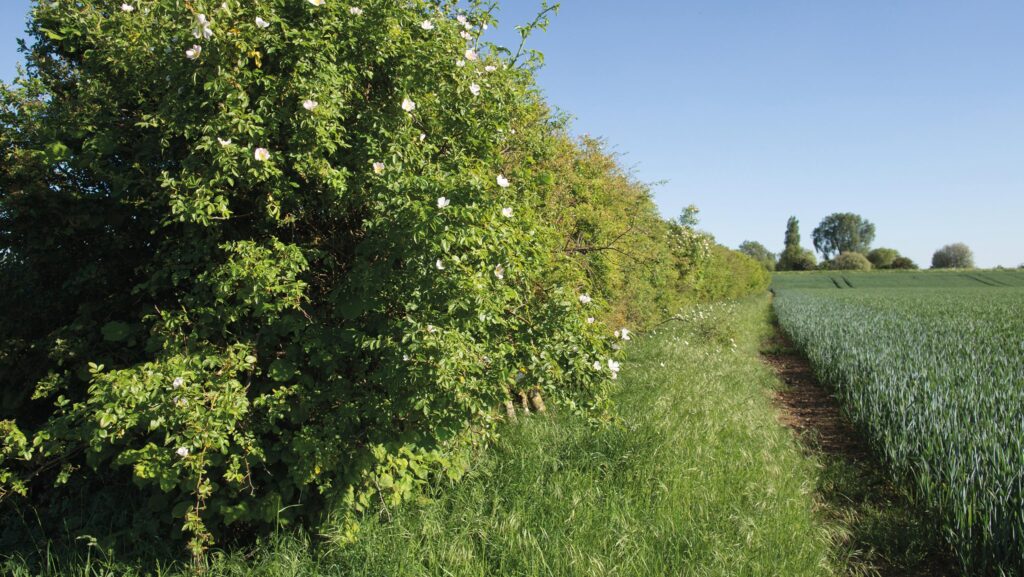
[4,297,833,577]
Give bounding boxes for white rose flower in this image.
[303,99,318,111]
[121,3,134,12]
[217,137,231,146]
[372,162,385,174]
[456,14,467,24]
[592,360,602,371]
[349,6,363,15]
[586,317,595,324]
[176,447,190,457]
[460,30,472,40]
[456,59,466,68]
[254,147,270,161]
[494,264,505,279]
[172,377,185,389]
[435,259,445,270]
[496,174,510,188]
[255,16,270,28]
[437,197,450,209]
[619,328,631,341]
[579,294,592,305]
[469,83,481,96]
[501,207,513,218]
[485,65,497,72]
[464,49,478,61]
[194,14,214,39]
[607,359,620,379]
[185,45,202,60]
[401,97,416,112]
[421,20,434,30]
[308,0,325,5]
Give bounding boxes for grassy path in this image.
[210,296,833,577]
[8,296,837,576]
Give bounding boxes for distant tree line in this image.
[739,213,978,272]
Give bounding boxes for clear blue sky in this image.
[3,1,1022,267]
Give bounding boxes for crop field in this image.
[773,268,1024,290]
[772,271,1024,574]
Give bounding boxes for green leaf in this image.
[171,500,193,519]
[268,359,297,382]
[101,321,131,342]
[40,28,65,41]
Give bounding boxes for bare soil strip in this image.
[764,346,869,460]
[762,328,958,577]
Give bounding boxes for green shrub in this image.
[890,256,919,270]
[540,135,685,330]
[696,245,771,301]
[738,240,777,271]
[867,247,900,269]
[826,252,872,271]
[0,0,774,561]
[0,0,618,555]
[778,247,817,271]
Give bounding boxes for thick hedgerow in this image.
[0,0,616,555]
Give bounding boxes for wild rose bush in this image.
[0,0,617,554]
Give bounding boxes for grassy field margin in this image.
[5,296,834,576]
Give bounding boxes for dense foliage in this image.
[696,245,770,300]
[866,247,918,270]
[0,0,768,559]
[824,251,872,271]
[0,0,622,555]
[738,240,776,271]
[811,212,875,261]
[931,242,974,269]
[538,136,767,327]
[777,217,817,271]
[539,135,688,330]
[773,279,1024,574]
[889,256,918,270]
[866,247,899,269]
